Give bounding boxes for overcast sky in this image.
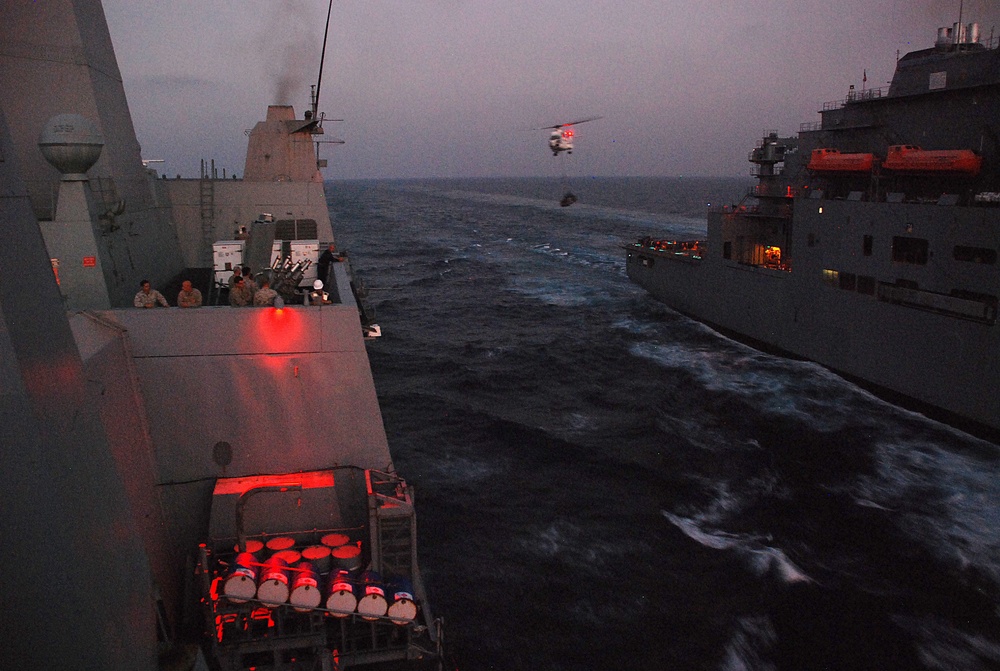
[103,0,1000,180]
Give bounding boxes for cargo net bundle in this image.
[197,530,426,670]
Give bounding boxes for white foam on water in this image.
[720,616,778,671]
[519,518,645,574]
[663,511,813,585]
[851,436,1000,585]
[663,510,741,550]
[424,453,505,484]
[508,275,596,307]
[895,614,1000,670]
[628,338,890,432]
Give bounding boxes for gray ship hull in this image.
[628,197,1000,435]
[627,22,1000,438]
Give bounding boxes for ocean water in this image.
[328,176,1000,671]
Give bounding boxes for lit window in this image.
[764,246,782,268]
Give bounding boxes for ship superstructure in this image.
[626,22,1000,436]
[0,1,440,668]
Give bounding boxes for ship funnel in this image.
[965,23,980,45]
[936,26,953,48]
[935,22,980,48]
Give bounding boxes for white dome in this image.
[38,113,104,178]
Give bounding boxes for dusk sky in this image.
[103,0,1000,181]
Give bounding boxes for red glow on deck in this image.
[254,304,305,349]
[22,357,87,409]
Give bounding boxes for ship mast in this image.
[312,0,334,119]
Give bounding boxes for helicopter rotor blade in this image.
[555,116,603,128]
[527,115,603,131]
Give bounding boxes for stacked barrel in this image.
[217,533,416,624]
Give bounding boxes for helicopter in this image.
[530,116,602,205]
[535,116,603,156]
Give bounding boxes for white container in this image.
[290,239,319,286]
[213,240,244,285]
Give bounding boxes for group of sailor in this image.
[134,278,208,308]
[133,243,348,309]
[132,268,279,309]
[227,266,277,307]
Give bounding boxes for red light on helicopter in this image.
[562,129,574,138]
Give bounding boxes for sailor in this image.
[308,279,330,305]
[316,243,341,287]
[229,276,253,307]
[177,280,203,308]
[242,266,258,296]
[253,278,278,306]
[227,265,243,291]
[133,279,169,308]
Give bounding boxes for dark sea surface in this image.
[328,176,1000,671]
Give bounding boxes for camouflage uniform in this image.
[253,287,278,306]
[229,284,253,307]
[177,288,203,308]
[134,288,169,308]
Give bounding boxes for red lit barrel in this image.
[234,539,264,554]
[325,569,358,617]
[321,532,350,549]
[331,543,362,572]
[265,536,295,552]
[289,561,322,612]
[386,577,417,624]
[271,549,301,564]
[257,557,290,605]
[222,552,258,603]
[356,570,387,620]
[301,545,331,573]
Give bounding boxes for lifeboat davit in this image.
[883,145,982,175]
[807,148,877,172]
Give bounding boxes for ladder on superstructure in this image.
[199,177,215,267]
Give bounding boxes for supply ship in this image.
[626,21,1000,438]
[0,1,442,669]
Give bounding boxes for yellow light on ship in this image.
[764,246,782,267]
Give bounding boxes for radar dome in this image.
[38,113,104,179]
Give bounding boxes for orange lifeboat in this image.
[883,145,982,175]
[807,148,877,172]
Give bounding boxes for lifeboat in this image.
[883,145,982,175]
[807,148,877,172]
